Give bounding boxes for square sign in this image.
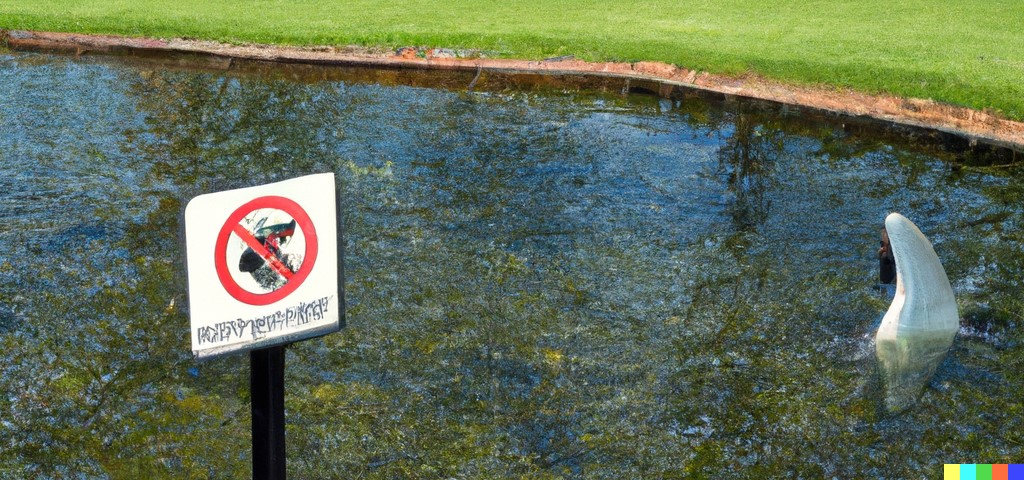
[185,173,342,359]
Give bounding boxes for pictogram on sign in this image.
[214,196,318,306]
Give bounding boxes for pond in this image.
[1,50,1022,478]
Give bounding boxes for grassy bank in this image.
[2,0,1023,120]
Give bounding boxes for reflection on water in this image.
[1,51,1023,477]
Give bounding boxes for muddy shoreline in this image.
[4,29,1023,152]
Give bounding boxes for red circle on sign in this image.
[214,196,318,306]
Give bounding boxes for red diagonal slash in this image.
[232,223,295,281]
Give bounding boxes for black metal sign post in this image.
[251,345,287,480]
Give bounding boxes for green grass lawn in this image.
[2,0,1023,120]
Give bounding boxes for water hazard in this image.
[1,50,1022,477]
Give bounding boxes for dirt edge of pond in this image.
[6,29,1024,151]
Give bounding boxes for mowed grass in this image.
[2,0,1023,120]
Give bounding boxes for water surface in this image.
[1,51,1022,478]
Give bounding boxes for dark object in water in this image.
[879,227,896,284]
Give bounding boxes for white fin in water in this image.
[875,213,959,413]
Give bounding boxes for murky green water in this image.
[1,50,1022,478]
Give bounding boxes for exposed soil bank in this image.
[5,29,1023,151]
